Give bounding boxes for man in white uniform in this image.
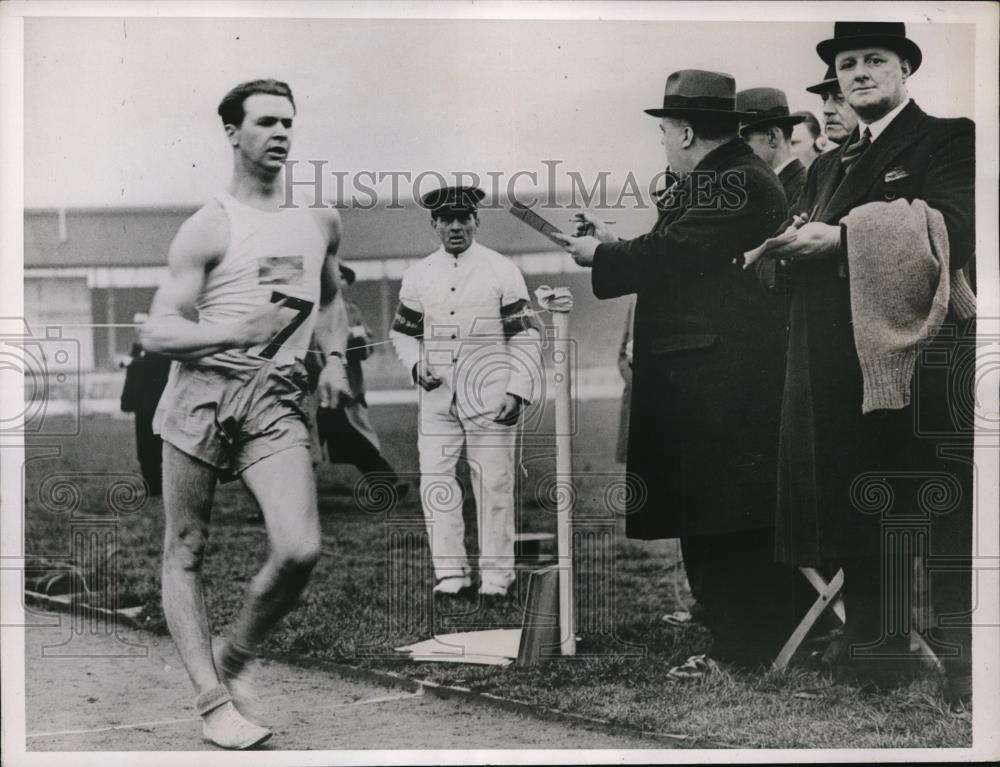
[141,79,347,749]
[391,186,542,598]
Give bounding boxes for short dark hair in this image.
[793,111,822,139]
[672,113,740,142]
[217,79,295,127]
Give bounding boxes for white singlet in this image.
[194,192,327,371]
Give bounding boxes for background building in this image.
[24,201,649,400]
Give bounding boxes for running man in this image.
[140,79,348,749]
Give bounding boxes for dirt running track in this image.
[21,611,662,753]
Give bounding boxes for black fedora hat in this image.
[644,69,752,118]
[805,65,840,95]
[419,185,486,215]
[816,22,922,74]
[737,88,807,134]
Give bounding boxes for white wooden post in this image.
[549,295,576,656]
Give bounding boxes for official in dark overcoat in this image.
[553,69,795,666]
[121,314,172,496]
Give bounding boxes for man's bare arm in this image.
[310,207,350,406]
[139,204,289,360]
[312,207,349,358]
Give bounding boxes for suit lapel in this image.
[822,101,926,221]
[809,145,847,218]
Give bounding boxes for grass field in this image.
[23,402,970,749]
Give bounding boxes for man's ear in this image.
[681,124,695,149]
[224,123,239,148]
[815,134,828,152]
[768,125,781,147]
[900,58,912,81]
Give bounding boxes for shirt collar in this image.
[860,98,910,142]
[437,239,478,260]
[772,156,796,176]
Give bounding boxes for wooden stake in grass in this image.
[538,286,577,657]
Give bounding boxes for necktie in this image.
[840,128,872,173]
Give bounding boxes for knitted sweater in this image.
[842,198,976,414]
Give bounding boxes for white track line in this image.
[26,690,423,739]
[27,717,200,738]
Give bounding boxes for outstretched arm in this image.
[140,203,290,360]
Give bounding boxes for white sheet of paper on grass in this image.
[395,628,522,666]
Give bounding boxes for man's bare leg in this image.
[161,442,222,695]
[218,445,321,672]
[162,443,270,748]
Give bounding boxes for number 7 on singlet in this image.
[249,290,315,361]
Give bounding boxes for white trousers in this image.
[417,386,516,590]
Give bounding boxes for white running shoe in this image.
[196,685,271,750]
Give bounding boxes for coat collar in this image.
[654,139,754,223]
[694,137,754,173]
[821,100,927,222]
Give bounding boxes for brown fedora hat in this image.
[805,65,839,95]
[736,88,807,134]
[645,69,752,118]
[816,22,922,74]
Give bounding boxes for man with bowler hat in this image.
[738,87,809,206]
[806,64,860,146]
[553,70,797,670]
[390,185,543,598]
[758,22,976,707]
[755,70,862,293]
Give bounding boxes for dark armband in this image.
[500,299,542,340]
[391,303,424,338]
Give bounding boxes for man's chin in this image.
[257,158,286,174]
[825,125,848,142]
[848,93,894,120]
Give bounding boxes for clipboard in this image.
[509,201,565,245]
